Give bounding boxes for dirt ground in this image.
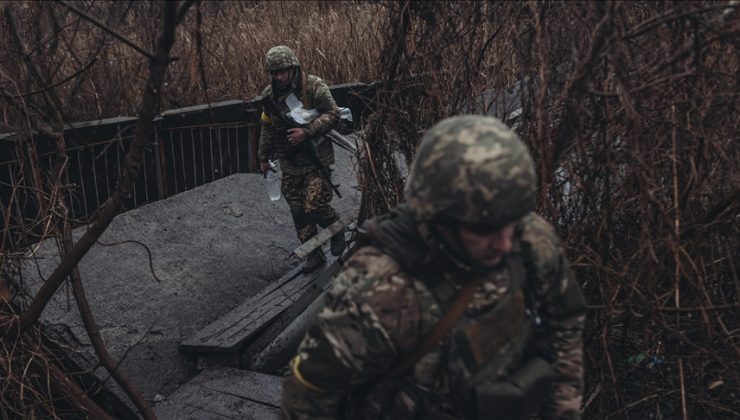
[20,142,360,407]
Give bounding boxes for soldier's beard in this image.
[274,79,291,89]
[478,252,505,267]
[272,68,297,91]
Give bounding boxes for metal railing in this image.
[0,104,260,229]
[156,121,259,200]
[0,82,373,239]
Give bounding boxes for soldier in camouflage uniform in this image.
[282,116,586,419]
[258,45,345,273]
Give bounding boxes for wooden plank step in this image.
[153,367,281,420]
[292,212,356,259]
[180,254,338,354]
[240,257,341,367]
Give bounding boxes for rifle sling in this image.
[301,71,312,109]
[375,242,526,385]
[378,275,482,383]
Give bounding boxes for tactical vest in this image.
[260,73,334,174]
[350,246,538,420]
[442,249,532,391]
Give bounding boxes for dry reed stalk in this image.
[356,2,739,418]
[1,1,192,416]
[0,2,738,418]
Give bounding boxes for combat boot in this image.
[302,249,326,274]
[330,228,346,256]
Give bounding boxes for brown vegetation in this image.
[360,2,739,419]
[0,1,383,128]
[2,2,191,417]
[0,1,738,418]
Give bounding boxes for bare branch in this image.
[53,0,156,62]
[19,0,186,331]
[62,221,156,419]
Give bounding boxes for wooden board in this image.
[153,367,282,420]
[292,212,356,259]
[240,257,340,368]
[180,255,338,354]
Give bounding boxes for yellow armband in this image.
[261,112,272,125]
[291,355,327,393]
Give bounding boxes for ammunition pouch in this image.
[472,356,556,420]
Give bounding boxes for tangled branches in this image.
[1,1,737,418]
[1,1,191,417]
[0,305,113,419]
[360,1,739,418]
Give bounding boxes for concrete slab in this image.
[152,367,282,420]
[20,144,360,409]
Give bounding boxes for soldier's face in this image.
[271,68,295,88]
[448,222,516,268]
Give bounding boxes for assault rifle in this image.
[260,96,342,198]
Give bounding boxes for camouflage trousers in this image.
[282,169,339,243]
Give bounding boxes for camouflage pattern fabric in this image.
[258,72,340,175]
[281,211,586,419]
[257,46,340,244]
[405,115,537,230]
[282,115,585,418]
[282,170,338,243]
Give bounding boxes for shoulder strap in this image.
[300,72,313,109]
[379,275,482,383]
[378,240,528,384]
[509,241,525,290]
[508,241,539,325]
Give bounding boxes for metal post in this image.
[179,129,187,192]
[217,128,224,179]
[168,130,177,194]
[199,127,206,185]
[190,127,197,187]
[226,126,232,175]
[208,127,215,182]
[235,125,241,173]
[90,146,101,210]
[248,122,259,173]
[141,138,149,204]
[76,149,88,217]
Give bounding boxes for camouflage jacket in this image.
[257,70,340,175]
[282,205,586,419]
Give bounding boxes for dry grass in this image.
[1,1,738,418]
[0,1,384,127]
[358,2,739,419]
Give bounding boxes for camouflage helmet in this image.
[404,115,536,229]
[265,45,300,72]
